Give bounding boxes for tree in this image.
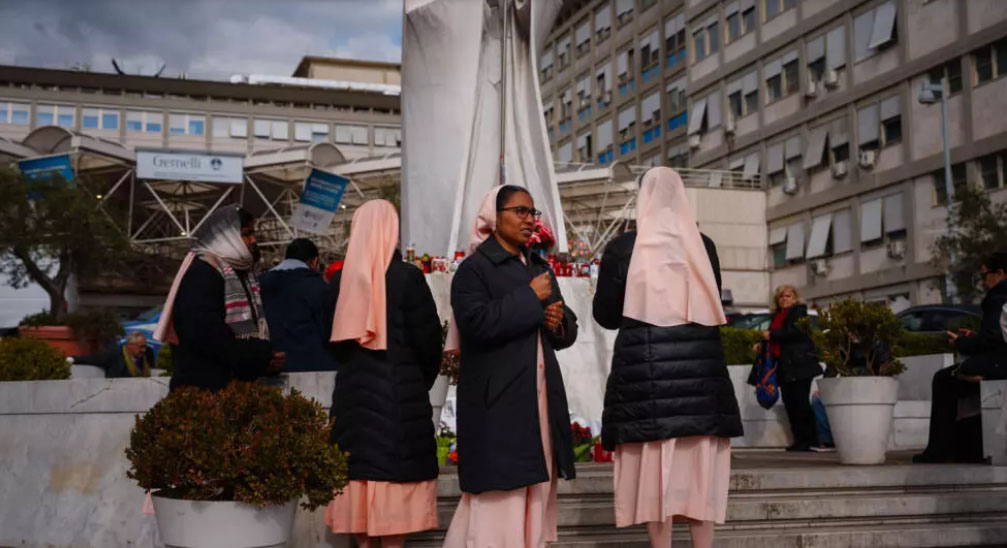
[930,185,1007,303]
[0,167,131,322]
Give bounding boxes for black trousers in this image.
[781,378,818,447]
[922,365,983,462]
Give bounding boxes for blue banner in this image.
[300,169,349,212]
[19,154,75,186]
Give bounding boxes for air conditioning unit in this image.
[724,114,736,136]
[688,133,702,149]
[811,258,831,276]
[887,240,906,259]
[824,69,840,89]
[805,80,819,98]
[783,176,799,195]
[859,149,877,169]
[831,160,849,179]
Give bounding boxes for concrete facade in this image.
[545,0,1007,309]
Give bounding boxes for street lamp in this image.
[918,77,956,303]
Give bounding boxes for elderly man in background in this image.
[70,330,154,378]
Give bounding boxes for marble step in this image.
[410,517,1007,547]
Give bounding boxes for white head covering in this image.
[623,167,726,327]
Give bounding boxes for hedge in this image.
[721,327,953,366]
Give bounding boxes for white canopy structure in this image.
[401,0,567,257]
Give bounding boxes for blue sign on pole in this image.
[290,169,350,234]
[18,154,75,187]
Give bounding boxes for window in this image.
[667,145,687,168]
[727,69,758,118]
[294,122,332,143]
[973,38,1007,86]
[617,104,637,155]
[765,51,798,103]
[933,162,967,205]
[809,26,847,84]
[693,14,718,62]
[575,19,591,56]
[557,36,572,70]
[212,116,248,139]
[169,113,205,136]
[595,64,613,109]
[641,0,656,11]
[596,118,614,163]
[560,89,573,132]
[829,118,850,164]
[576,74,592,121]
[664,14,687,69]
[335,124,369,145]
[82,107,119,130]
[687,90,721,136]
[768,223,806,266]
[35,104,75,128]
[639,30,660,82]
[858,95,901,152]
[577,130,592,160]
[616,0,634,27]
[854,1,897,62]
[708,21,720,55]
[764,0,795,21]
[616,47,635,95]
[641,91,661,143]
[880,95,901,147]
[666,78,687,132]
[540,49,554,82]
[558,141,573,163]
[126,110,162,133]
[595,3,612,43]
[978,152,1006,191]
[4,102,29,125]
[375,126,401,147]
[253,119,288,141]
[928,59,963,94]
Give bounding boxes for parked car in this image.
[728,309,819,331]
[896,304,981,334]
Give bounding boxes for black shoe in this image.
[786,444,813,452]
[912,452,951,463]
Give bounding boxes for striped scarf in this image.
[199,252,269,341]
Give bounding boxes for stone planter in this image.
[430,374,450,427]
[981,380,1007,466]
[19,325,96,357]
[70,365,105,379]
[818,376,899,465]
[152,496,296,548]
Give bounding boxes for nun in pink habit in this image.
[592,167,743,547]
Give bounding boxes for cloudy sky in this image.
[0,0,403,79]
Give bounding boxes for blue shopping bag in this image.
[754,342,780,410]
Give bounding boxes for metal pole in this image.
[499,0,508,186]
[940,77,956,304]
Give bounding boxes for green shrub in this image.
[125,382,348,510]
[0,337,71,381]
[155,342,173,376]
[721,326,763,365]
[893,332,953,357]
[811,298,906,376]
[20,308,125,348]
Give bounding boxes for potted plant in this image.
[19,309,125,358]
[125,382,348,548]
[809,299,906,465]
[432,320,460,425]
[0,337,71,381]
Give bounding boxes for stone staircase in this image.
[409,451,1007,547]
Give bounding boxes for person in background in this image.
[69,330,153,378]
[915,251,1007,463]
[593,167,741,548]
[443,185,578,548]
[260,238,338,372]
[757,285,824,452]
[325,200,442,548]
[153,207,284,391]
[324,259,345,283]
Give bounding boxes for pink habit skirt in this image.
[443,337,558,548]
[324,479,438,536]
[613,436,731,526]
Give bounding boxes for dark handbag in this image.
[754,341,780,410]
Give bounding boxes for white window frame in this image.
[126,110,163,134]
[81,107,119,131]
[169,113,206,136]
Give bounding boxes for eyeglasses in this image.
[499,206,542,220]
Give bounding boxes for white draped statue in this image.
[401,0,568,257]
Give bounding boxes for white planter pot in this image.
[70,364,105,379]
[430,374,450,426]
[981,380,1007,466]
[152,496,296,548]
[818,376,899,465]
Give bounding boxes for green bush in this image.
[721,327,762,365]
[155,342,173,376]
[0,337,71,381]
[20,309,125,348]
[125,382,348,510]
[893,332,953,357]
[811,298,906,376]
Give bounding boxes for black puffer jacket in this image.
[593,231,743,450]
[328,253,443,482]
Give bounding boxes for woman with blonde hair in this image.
[325,199,443,548]
[593,167,742,548]
[757,284,823,452]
